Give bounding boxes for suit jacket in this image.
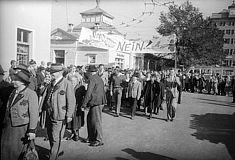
[82,74,107,107]
[128,80,142,100]
[45,78,76,120]
[6,87,39,132]
[36,71,45,87]
[143,80,157,107]
[155,81,165,107]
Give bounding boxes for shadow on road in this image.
[117,148,177,160]
[190,113,235,159]
[196,97,235,107]
[36,145,50,160]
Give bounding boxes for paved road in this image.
[35,92,235,160]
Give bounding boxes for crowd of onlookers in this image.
[0,59,235,160]
[179,72,232,96]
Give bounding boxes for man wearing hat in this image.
[43,63,75,160]
[1,68,39,160]
[82,65,106,147]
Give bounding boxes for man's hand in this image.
[27,133,36,140]
[110,91,113,96]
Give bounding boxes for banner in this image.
[79,27,176,54]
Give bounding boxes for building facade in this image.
[0,1,52,75]
[211,2,235,70]
[51,3,143,69]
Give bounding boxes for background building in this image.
[0,1,52,75]
[51,2,144,69]
[211,1,235,70]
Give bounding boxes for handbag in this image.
[22,140,39,160]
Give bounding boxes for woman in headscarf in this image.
[165,69,180,122]
[1,67,39,160]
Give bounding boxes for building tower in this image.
[72,0,121,35]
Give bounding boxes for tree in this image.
[156,1,225,68]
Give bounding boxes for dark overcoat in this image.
[142,80,157,108]
[82,74,107,107]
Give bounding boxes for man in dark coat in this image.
[177,70,183,104]
[44,63,76,160]
[82,65,107,147]
[231,75,235,103]
[36,66,46,96]
[0,65,14,157]
[154,74,165,115]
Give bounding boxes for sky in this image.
[51,0,233,40]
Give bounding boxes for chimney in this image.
[68,23,74,32]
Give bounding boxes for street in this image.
[35,92,235,160]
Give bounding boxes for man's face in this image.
[132,76,137,82]
[51,71,62,80]
[151,76,156,82]
[156,76,160,82]
[12,62,17,67]
[147,73,151,78]
[170,69,175,76]
[99,66,104,72]
[12,76,24,88]
[71,77,78,87]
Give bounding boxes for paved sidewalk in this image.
[35,92,235,160]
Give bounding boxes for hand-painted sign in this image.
[79,27,176,54]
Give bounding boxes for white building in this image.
[51,2,143,69]
[211,2,235,74]
[0,1,52,75]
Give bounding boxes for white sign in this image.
[79,27,176,54]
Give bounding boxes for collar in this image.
[54,76,63,86]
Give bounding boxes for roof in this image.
[228,1,235,9]
[81,6,114,19]
[51,28,78,41]
[73,22,122,35]
[77,44,108,52]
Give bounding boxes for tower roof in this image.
[228,1,235,9]
[80,6,114,19]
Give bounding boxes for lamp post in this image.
[175,38,180,70]
[175,27,180,70]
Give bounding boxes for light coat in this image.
[128,80,142,100]
[6,87,39,130]
[45,78,76,120]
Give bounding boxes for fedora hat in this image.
[14,64,29,72]
[50,63,64,74]
[0,65,6,75]
[13,69,31,84]
[87,65,97,72]
[29,59,36,65]
[37,66,46,72]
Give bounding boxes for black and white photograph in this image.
[0,0,235,159]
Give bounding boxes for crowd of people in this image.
[0,59,235,160]
[179,72,233,96]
